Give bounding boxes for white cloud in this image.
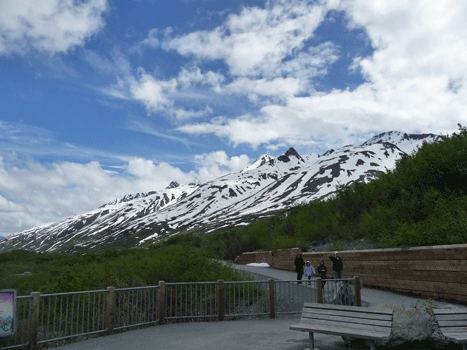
[177,66,225,91]
[130,68,178,113]
[178,115,282,149]
[194,151,250,181]
[0,149,252,236]
[175,0,467,150]
[0,0,108,55]
[171,106,213,121]
[163,0,329,77]
[223,77,304,101]
[0,152,183,235]
[0,195,23,213]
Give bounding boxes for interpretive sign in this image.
[0,290,16,337]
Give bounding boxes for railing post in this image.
[105,287,116,335]
[354,276,362,307]
[157,281,165,325]
[268,279,275,319]
[28,292,40,350]
[218,280,224,321]
[316,278,323,303]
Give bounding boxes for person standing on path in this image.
[294,254,305,284]
[303,261,316,285]
[328,251,343,279]
[317,259,327,287]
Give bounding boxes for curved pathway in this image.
[52,264,465,350]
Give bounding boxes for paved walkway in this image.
[51,264,466,350]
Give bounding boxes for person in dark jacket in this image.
[317,259,327,287]
[328,251,343,279]
[294,254,305,284]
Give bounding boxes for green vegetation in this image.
[0,246,245,295]
[411,298,439,326]
[189,124,467,259]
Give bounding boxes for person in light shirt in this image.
[303,261,316,285]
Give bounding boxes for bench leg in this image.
[462,344,466,350]
[309,332,314,349]
[364,340,376,350]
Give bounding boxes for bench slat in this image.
[442,334,467,343]
[301,313,393,328]
[436,314,467,322]
[297,318,391,334]
[441,327,467,333]
[434,309,467,315]
[301,309,393,322]
[431,309,467,346]
[290,323,390,340]
[303,302,393,315]
[438,320,467,327]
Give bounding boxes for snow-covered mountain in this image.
[0,131,441,253]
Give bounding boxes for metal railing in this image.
[322,279,357,306]
[0,277,360,350]
[37,290,108,344]
[164,282,217,320]
[115,286,159,330]
[274,280,317,314]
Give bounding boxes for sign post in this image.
[0,289,17,337]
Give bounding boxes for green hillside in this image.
[193,124,467,259]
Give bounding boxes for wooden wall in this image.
[236,244,467,303]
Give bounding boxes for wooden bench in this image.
[290,302,393,350]
[433,308,467,350]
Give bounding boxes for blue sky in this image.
[1,0,467,236]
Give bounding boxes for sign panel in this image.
[0,290,16,337]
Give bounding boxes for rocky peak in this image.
[277,147,304,163]
[166,181,180,189]
[319,149,335,157]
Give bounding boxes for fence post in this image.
[354,276,362,307]
[158,281,165,325]
[28,292,40,350]
[105,287,116,335]
[268,279,275,319]
[316,278,323,303]
[218,280,224,321]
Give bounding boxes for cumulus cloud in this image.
[0,0,108,55]
[173,0,467,150]
[194,151,250,181]
[178,115,282,149]
[123,0,339,117]
[130,68,178,113]
[163,0,330,77]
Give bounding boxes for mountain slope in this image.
[0,131,440,253]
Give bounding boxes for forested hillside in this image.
[193,124,467,259]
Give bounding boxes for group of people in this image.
[294,251,343,285]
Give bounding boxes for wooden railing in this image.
[1,277,361,350]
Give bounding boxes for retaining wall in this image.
[236,244,467,303]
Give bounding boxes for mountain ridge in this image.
[0,131,441,254]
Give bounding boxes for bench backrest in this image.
[433,309,467,337]
[300,302,393,337]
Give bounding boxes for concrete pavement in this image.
[50,264,466,350]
